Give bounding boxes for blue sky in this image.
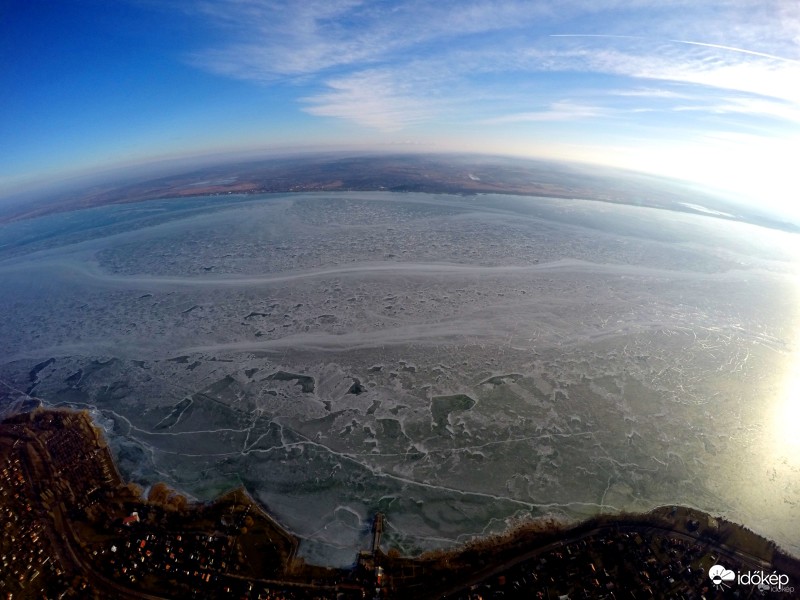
[2,1,799,219]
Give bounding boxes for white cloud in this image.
[301,70,439,130]
[671,96,800,125]
[188,0,555,80]
[189,0,379,78]
[609,87,694,99]
[669,39,800,64]
[510,40,800,105]
[481,101,608,124]
[183,0,800,131]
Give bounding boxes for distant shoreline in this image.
[3,154,797,233]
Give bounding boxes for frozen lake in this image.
[1,192,798,565]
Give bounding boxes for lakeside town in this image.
[1,407,798,599]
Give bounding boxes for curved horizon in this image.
[2,1,799,222]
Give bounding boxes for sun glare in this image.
[777,372,800,450]
[771,308,800,469]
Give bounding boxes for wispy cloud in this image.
[301,70,439,130]
[481,102,608,124]
[552,34,800,64]
[609,88,694,100]
[671,96,800,125]
[189,0,380,79]
[528,40,800,105]
[183,0,800,131]
[669,39,800,65]
[188,0,553,80]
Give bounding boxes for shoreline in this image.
[2,405,798,598]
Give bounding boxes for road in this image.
[430,518,774,599]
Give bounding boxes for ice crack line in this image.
[245,425,621,512]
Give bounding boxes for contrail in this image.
[551,34,643,40]
[668,39,800,65]
[551,34,800,65]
